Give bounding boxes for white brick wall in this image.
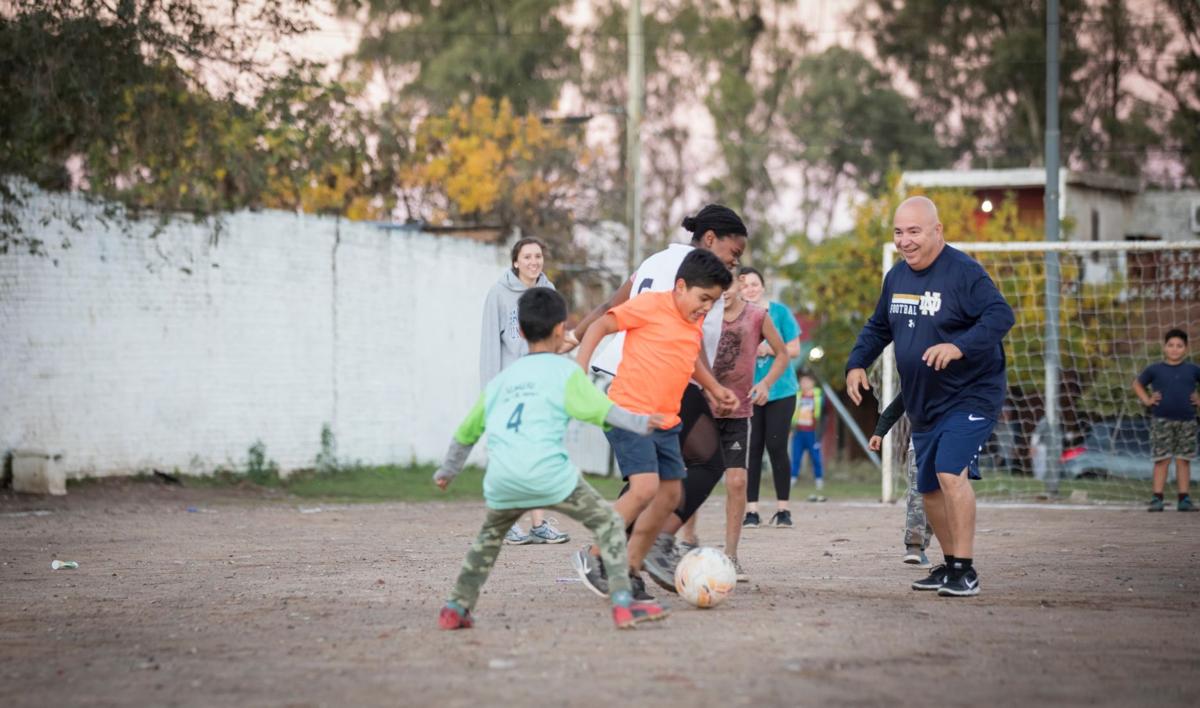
[0,189,510,477]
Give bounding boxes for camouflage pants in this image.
[1151,418,1199,461]
[449,478,630,610]
[904,445,933,549]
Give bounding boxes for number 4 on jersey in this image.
[506,403,525,433]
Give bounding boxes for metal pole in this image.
[820,381,881,470]
[626,0,644,271]
[880,245,897,503]
[1044,0,1063,495]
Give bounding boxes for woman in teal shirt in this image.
[738,267,801,528]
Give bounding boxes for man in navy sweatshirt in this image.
[845,196,1014,597]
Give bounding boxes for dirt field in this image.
[2,481,1198,708]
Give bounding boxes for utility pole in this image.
[1044,0,1063,495]
[626,0,644,272]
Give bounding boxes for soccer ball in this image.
[673,547,737,608]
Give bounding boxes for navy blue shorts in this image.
[911,411,996,493]
[605,424,686,481]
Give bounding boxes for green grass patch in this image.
[234,464,631,503]
[176,462,885,504]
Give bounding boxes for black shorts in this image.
[717,417,751,470]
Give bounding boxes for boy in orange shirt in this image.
[572,249,737,598]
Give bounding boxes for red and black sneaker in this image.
[438,605,474,630]
[612,600,669,629]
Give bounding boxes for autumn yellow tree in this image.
[405,97,581,230]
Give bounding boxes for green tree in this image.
[856,0,1092,168]
[855,0,1188,178]
[693,1,806,259]
[339,0,578,113]
[0,0,328,252]
[1137,0,1200,185]
[782,46,946,239]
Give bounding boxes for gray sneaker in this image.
[571,546,608,597]
[903,546,931,567]
[677,539,699,555]
[643,533,682,593]
[732,556,749,583]
[504,523,531,545]
[529,518,570,544]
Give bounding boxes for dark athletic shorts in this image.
[911,410,994,493]
[716,417,751,470]
[605,424,686,481]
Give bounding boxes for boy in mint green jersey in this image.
[434,287,669,630]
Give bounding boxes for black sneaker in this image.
[742,511,760,529]
[938,567,980,597]
[768,510,793,528]
[911,564,949,591]
[629,571,655,601]
[572,545,608,598]
[643,533,681,593]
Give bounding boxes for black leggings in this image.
[747,396,796,503]
[676,385,726,524]
[618,385,724,525]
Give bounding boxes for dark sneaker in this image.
[903,546,931,567]
[742,511,761,529]
[938,567,981,597]
[571,546,608,597]
[529,519,570,544]
[438,605,473,630]
[769,510,794,528]
[1148,496,1165,512]
[1178,496,1197,512]
[911,564,949,591]
[643,533,682,593]
[629,571,655,601]
[612,600,669,629]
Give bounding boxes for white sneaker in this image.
[529,519,569,544]
[732,556,749,582]
[504,523,531,545]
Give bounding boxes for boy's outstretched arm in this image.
[574,314,619,373]
[564,369,662,434]
[433,394,486,489]
[750,316,790,405]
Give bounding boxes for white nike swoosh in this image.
[968,415,985,422]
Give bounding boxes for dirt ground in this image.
[2,480,1198,708]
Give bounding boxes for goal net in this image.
[876,240,1200,505]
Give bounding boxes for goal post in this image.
[877,239,1200,505]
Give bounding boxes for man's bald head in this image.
[895,196,940,227]
[892,195,945,271]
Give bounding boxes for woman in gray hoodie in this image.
[479,237,572,545]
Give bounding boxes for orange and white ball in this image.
[673,547,737,608]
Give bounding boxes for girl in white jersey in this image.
[568,205,748,598]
